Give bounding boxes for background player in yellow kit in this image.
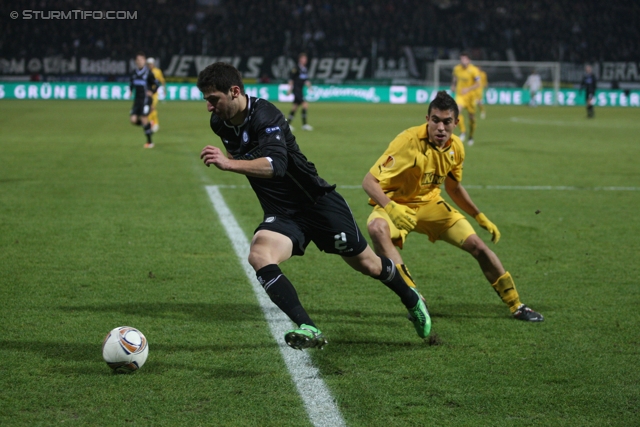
[451,52,480,145]
[475,66,488,119]
[147,57,166,133]
[362,91,544,322]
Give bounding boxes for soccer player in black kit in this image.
[198,62,431,350]
[581,64,597,118]
[129,52,158,148]
[286,53,313,131]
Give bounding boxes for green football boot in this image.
[407,288,432,338]
[284,324,328,350]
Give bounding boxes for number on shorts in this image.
[334,232,347,250]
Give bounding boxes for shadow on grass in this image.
[428,302,507,319]
[0,339,278,371]
[58,302,265,322]
[312,302,507,322]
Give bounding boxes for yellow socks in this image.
[469,118,476,139]
[396,264,418,288]
[491,272,522,313]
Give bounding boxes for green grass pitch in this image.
[1,99,639,426]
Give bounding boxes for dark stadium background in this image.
[2,0,638,88]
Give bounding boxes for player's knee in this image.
[462,234,489,258]
[367,218,390,241]
[130,116,138,125]
[247,250,269,271]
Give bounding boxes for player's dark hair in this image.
[428,91,459,119]
[135,51,145,58]
[298,52,307,59]
[460,51,470,58]
[197,62,245,94]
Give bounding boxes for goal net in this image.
[432,60,561,105]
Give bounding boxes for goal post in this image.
[433,60,561,105]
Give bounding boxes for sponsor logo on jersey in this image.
[242,131,249,144]
[265,126,281,134]
[422,172,446,185]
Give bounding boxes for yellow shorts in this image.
[367,196,476,248]
[455,93,477,115]
[151,94,159,109]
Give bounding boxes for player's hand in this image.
[384,201,417,232]
[475,213,501,243]
[200,145,231,170]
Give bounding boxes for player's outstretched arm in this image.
[200,145,274,178]
[445,176,500,243]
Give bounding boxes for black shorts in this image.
[293,89,305,105]
[130,98,152,116]
[254,190,368,257]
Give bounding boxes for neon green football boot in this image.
[284,324,328,350]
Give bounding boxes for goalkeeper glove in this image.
[474,213,501,243]
[384,201,417,232]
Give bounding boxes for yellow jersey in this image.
[369,125,465,206]
[151,67,165,86]
[453,64,481,96]
[474,70,487,98]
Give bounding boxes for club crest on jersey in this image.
[265,126,280,134]
[242,131,249,144]
[265,216,276,223]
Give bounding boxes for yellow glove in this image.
[474,213,501,243]
[384,201,417,232]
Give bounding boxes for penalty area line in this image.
[205,185,346,427]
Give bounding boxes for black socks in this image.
[256,264,314,327]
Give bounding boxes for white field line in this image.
[213,184,640,191]
[205,185,346,427]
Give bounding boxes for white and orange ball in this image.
[102,326,149,373]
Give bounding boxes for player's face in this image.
[203,87,240,121]
[135,55,146,69]
[460,55,470,67]
[427,108,458,145]
[299,55,307,66]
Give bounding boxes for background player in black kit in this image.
[198,62,431,350]
[286,53,313,131]
[581,64,597,118]
[129,52,159,148]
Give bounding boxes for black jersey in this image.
[129,66,158,102]
[581,72,597,96]
[289,64,309,92]
[209,96,335,214]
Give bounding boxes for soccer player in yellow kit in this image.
[147,57,166,133]
[362,91,544,322]
[475,66,488,119]
[451,52,480,146]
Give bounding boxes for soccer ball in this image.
[102,326,149,373]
